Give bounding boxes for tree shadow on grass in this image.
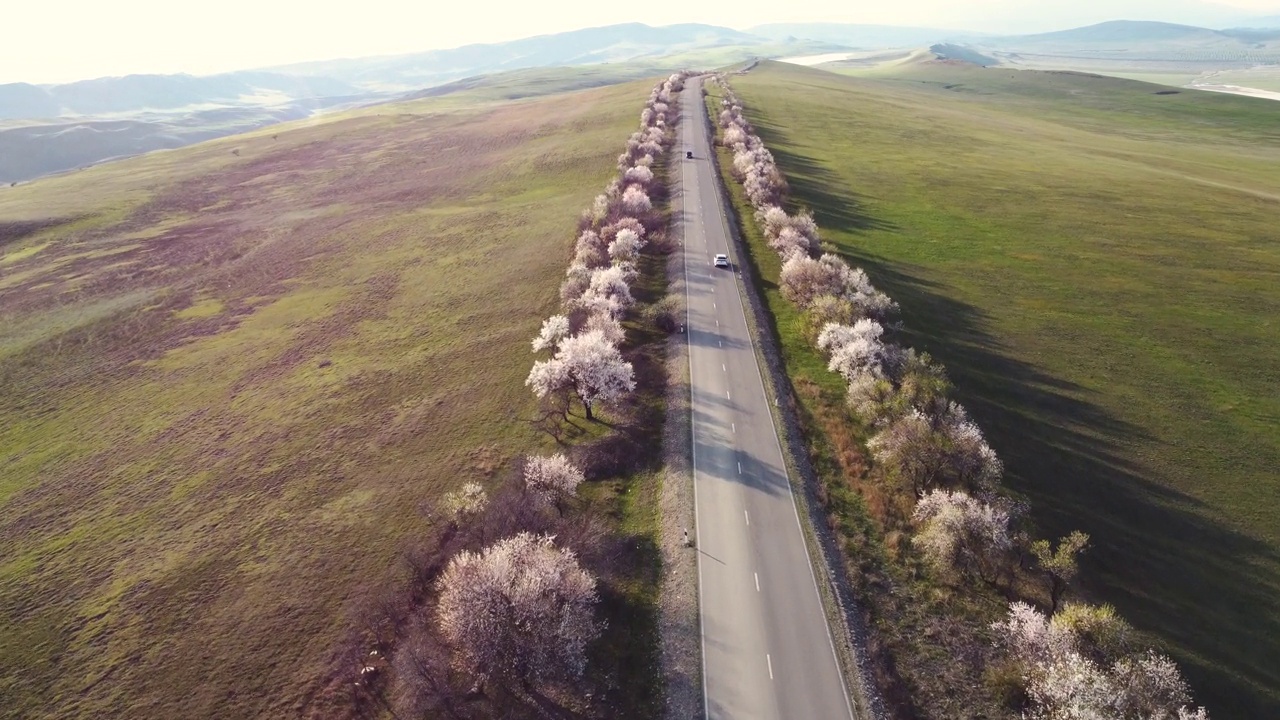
[584,532,662,718]
[734,107,1280,714]
[811,188,1280,719]
[751,126,898,235]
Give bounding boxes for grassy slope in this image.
[831,50,1280,93]
[0,77,650,719]
[726,61,1280,716]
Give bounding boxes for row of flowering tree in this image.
[413,73,696,710]
[710,76,1209,720]
[526,72,690,420]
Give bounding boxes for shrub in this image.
[645,294,684,334]
[817,319,901,383]
[624,165,655,186]
[523,454,585,512]
[1031,531,1091,613]
[1054,602,1131,665]
[608,228,645,263]
[436,533,600,688]
[912,489,1013,582]
[849,349,952,426]
[800,295,858,344]
[531,314,570,353]
[441,482,488,519]
[621,185,652,215]
[868,403,1003,494]
[992,602,1210,720]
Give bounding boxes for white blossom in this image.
[526,330,635,419]
[577,265,635,319]
[523,453,585,507]
[436,533,599,683]
[624,165,655,186]
[621,185,652,215]
[441,482,488,518]
[608,228,645,263]
[912,489,1012,579]
[531,314,570,353]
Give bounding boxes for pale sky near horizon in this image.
[4,0,1279,84]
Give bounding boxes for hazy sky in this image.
[4,0,1279,84]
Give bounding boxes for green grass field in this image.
[0,75,663,719]
[724,60,1280,717]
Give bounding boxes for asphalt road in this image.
[678,77,854,720]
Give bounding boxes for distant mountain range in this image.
[266,23,761,90]
[745,23,974,48]
[913,0,1280,35]
[0,72,361,121]
[989,19,1280,47]
[7,18,1277,124]
[962,19,1280,71]
[0,23,783,183]
[0,23,768,125]
[4,17,1280,184]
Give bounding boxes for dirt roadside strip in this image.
[658,99,701,719]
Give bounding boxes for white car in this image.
[714,253,730,268]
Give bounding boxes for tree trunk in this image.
[583,401,594,421]
[1049,575,1065,614]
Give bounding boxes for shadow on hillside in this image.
[827,205,1280,719]
[750,127,897,235]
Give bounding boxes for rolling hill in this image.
[720,59,1280,718]
[1,71,360,119]
[0,71,661,720]
[908,20,1280,88]
[746,23,967,48]
[0,23,841,184]
[1245,15,1280,28]
[970,19,1280,64]
[988,19,1280,49]
[265,23,764,90]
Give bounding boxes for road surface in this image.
[678,76,855,720]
